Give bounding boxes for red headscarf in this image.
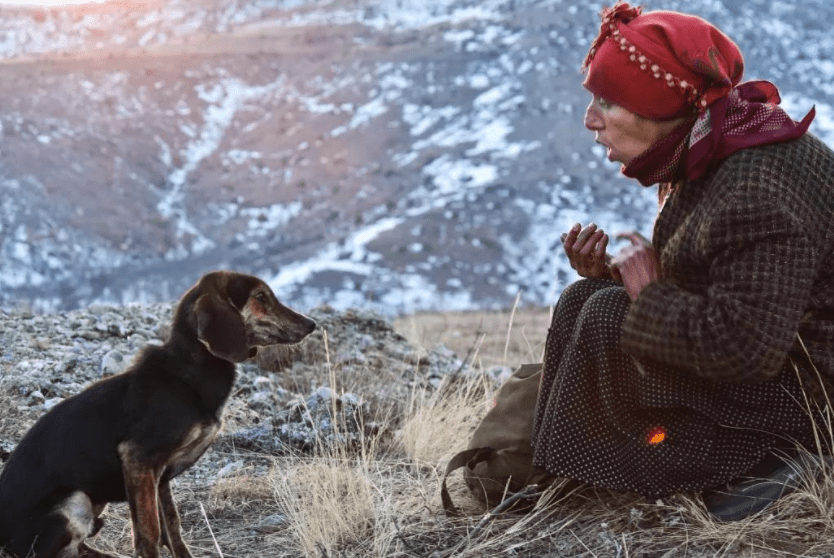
[583,2,815,186]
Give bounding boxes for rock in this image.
[30,337,52,350]
[0,439,16,462]
[100,349,126,377]
[216,460,245,479]
[224,423,274,451]
[44,397,64,410]
[246,391,274,410]
[253,513,289,534]
[224,387,375,455]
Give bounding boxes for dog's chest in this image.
[166,421,221,474]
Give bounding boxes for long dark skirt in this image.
[531,278,818,498]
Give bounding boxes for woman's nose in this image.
[584,103,603,130]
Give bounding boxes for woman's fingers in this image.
[616,230,652,247]
[562,225,657,284]
[595,233,609,260]
[568,223,600,256]
[562,223,612,278]
[579,229,605,257]
[562,223,581,250]
[575,223,598,246]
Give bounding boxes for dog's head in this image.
[184,270,316,363]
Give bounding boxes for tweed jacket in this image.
[620,133,834,396]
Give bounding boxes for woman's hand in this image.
[562,223,616,279]
[611,232,661,300]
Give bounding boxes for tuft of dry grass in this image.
[399,373,490,469]
[274,458,376,557]
[212,467,276,503]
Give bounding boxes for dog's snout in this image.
[255,303,318,346]
[286,313,316,342]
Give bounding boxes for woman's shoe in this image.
[702,451,829,522]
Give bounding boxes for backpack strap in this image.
[440,447,495,517]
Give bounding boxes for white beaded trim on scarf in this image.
[606,24,707,112]
[583,2,710,114]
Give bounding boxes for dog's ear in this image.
[194,294,249,363]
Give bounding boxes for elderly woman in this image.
[531,3,834,520]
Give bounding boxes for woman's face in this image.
[584,95,681,166]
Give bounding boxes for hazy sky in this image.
[0,0,107,4]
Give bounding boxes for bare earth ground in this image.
[2,306,834,558]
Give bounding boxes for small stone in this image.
[247,391,273,409]
[216,460,245,478]
[30,337,52,350]
[252,376,272,389]
[253,513,289,534]
[100,350,125,377]
[0,439,16,461]
[44,398,64,410]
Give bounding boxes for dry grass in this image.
[274,458,376,556]
[3,306,834,558]
[399,377,487,469]
[393,304,552,370]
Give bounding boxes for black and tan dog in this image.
[0,271,316,558]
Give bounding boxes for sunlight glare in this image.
[0,0,108,5]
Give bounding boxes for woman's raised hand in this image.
[562,223,616,279]
[611,231,661,300]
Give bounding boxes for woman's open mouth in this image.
[595,138,613,160]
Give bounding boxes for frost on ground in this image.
[0,302,468,456]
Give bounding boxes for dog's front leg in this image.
[157,479,194,558]
[118,442,162,558]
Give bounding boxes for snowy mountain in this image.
[1,0,833,315]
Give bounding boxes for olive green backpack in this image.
[441,363,552,515]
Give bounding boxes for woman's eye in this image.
[598,97,611,109]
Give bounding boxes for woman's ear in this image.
[194,294,249,363]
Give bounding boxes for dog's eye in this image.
[254,292,268,304]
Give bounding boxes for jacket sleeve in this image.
[619,195,816,383]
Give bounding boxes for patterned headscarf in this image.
[583,2,815,186]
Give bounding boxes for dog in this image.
[0,271,316,558]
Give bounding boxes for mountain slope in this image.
[1,0,832,314]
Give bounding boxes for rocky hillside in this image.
[1,0,833,315]
[0,299,474,459]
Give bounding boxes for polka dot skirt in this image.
[531,278,818,498]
